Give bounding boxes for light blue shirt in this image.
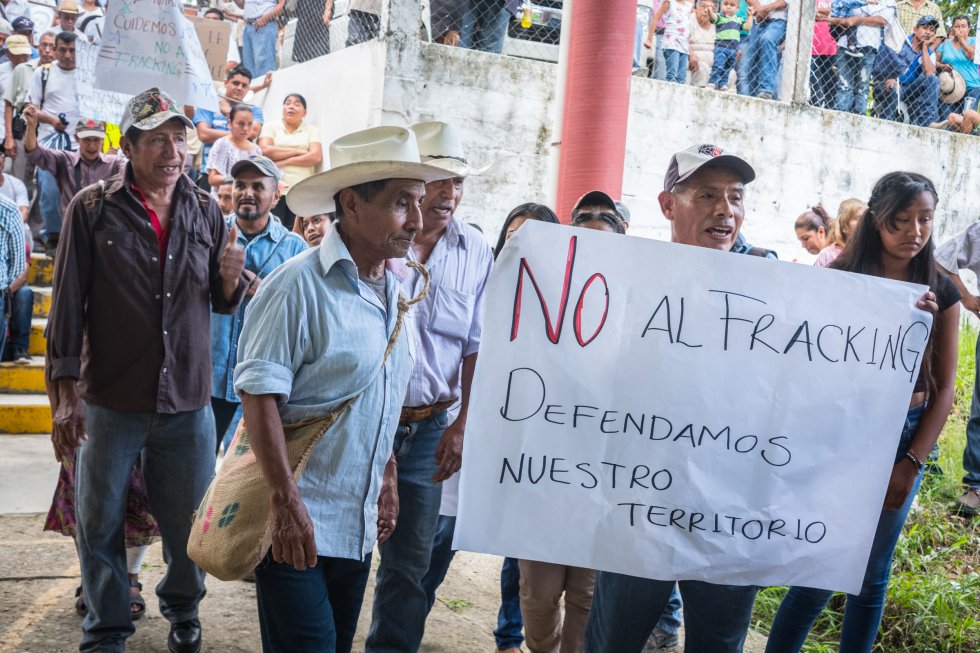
[234,225,414,559]
[402,217,493,407]
[938,37,980,90]
[211,215,306,403]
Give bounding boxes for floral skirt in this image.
[44,448,160,547]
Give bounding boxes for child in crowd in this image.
[813,198,865,267]
[831,0,878,56]
[647,0,696,83]
[938,109,980,135]
[707,0,752,90]
[688,0,717,87]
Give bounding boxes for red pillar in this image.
[554,0,637,223]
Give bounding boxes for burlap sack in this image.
[187,411,349,581]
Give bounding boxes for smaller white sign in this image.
[77,39,131,124]
[95,0,219,110]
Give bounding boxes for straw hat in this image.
[939,70,966,105]
[286,126,455,216]
[410,121,491,177]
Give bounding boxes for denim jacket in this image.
[210,215,307,402]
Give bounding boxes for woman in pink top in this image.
[811,0,839,108]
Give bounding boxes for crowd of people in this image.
[9,64,971,653]
[637,0,980,131]
[0,3,976,653]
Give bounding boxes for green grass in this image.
[752,321,980,652]
[441,597,474,613]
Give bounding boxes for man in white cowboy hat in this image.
[365,121,495,653]
[47,87,248,653]
[234,125,453,653]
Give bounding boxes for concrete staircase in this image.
[0,254,53,433]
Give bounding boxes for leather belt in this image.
[400,399,456,424]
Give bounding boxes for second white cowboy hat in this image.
[410,121,492,177]
[939,70,967,105]
[286,126,456,216]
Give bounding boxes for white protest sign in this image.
[455,221,931,595]
[95,0,219,110]
[76,39,131,124]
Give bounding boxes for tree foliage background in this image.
[935,0,980,26]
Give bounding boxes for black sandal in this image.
[74,586,87,617]
[129,579,146,621]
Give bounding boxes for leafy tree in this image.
[935,0,979,28]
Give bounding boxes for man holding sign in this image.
[47,87,247,653]
[582,145,771,653]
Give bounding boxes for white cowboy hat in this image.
[939,70,967,105]
[410,121,492,177]
[286,126,455,216]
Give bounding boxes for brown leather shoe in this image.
[957,487,980,516]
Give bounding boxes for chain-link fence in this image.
[808,2,980,131]
[207,0,980,135]
[636,1,791,101]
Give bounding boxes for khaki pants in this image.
[518,560,596,653]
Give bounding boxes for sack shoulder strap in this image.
[285,261,430,476]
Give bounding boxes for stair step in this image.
[28,253,53,287]
[0,357,45,393]
[33,287,52,319]
[0,394,51,434]
[29,319,46,357]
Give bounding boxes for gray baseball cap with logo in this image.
[664,144,756,191]
[231,155,282,182]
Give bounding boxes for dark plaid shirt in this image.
[47,166,247,413]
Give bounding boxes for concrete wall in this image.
[380,38,558,241]
[623,80,980,261]
[257,39,389,171]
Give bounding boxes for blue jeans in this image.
[764,405,925,653]
[663,49,689,84]
[834,47,876,114]
[495,557,525,649]
[633,11,646,70]
[656,585,683,635]
[735,37,751,95]
[940,86,980,120]
[877,75,940,125]
[747,19,786,97]
[422,514,458,613]
[810,54,838,108]
[37,168,61,237]
[255,552,372,653]
[2,286,33,359]
[709,46,738,88]
[584,575,757,652]
[366,410,449,652]
[347,9,382,46]
[965,331,980,489]
[76,403,215,652]
[243,21,278,78]
[647,34,667,80]
[459,0,510,53]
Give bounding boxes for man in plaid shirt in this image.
[0,193,26,361]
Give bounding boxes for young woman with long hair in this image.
[765,172,960,653]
